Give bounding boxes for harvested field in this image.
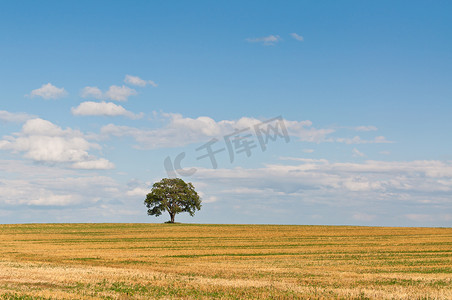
[0,224,451,299]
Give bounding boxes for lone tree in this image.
[144,178,201,223]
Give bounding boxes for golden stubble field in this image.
[0,224,450,299]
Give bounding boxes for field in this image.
[0,224,451,299]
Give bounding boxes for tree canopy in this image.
[144,178,201,223]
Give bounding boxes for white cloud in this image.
[126,186,149,197]
[303,149,314,153]
[100,113,249,149]
[80,86,103,99]
[0,160,120,207]
[28,194,75,206]
[0,110,35,123]
[0,182,75,206]
[0,118,114,169]
[197,190,218,203]
[190,159,452,207]
[104,85,137,101]
[101,113,333,149]
[80,76,156,101]
[204,196,218,203]
[28,83,67,100]
[342,178,381,191]
[124,75,158,87]
[355,125,378,132]
[21,118,68,136]
[290,33,304,41]
[352,148,366,157]
[71,101,143,119]
[72,158,115,170]
[125,75,147,87]
[285,120,335,142]
[148,80,158,87]
[336,135,392,144]
[374,136,391,143]
[279,157,328,164]
[246,35,282,46]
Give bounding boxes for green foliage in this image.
[144,178,201,223]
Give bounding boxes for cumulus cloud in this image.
[0,110,35,123]
[28,83,68,100]
[81,85,138,101]
[290,33,304,41]
[0,118,114,169]
[80,86,103,99]
[104,85,137,101]
[71,101,143,119]
[124,75,158,87]
[101,113,332,149]
[80,76,156,101]
[246,35,282,45]
[80,85,137,101]
[124,75,146,87]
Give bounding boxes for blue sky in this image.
[0,1,451,226]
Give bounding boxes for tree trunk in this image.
[170,213,175,223]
